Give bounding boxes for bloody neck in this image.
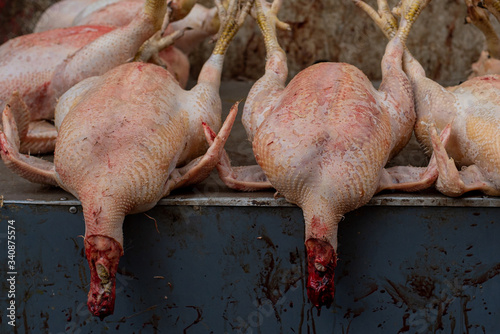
[305,238,337,308]
[85,235,123,320]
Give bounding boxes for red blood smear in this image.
[305,238,337,308]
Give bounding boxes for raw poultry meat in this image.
[0,0,252,319]
[34,0,104,32]
[465,0,500,78]
[355,0,500,196]
[0,0,173,154]
[35,0,218,55]
[205,0,449,307]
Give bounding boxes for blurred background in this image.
[1,0,495,84]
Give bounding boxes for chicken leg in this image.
[483,0,500,21]
[465,0,500,78]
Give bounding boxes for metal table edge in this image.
[2,193,499,208]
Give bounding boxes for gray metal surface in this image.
[1,204,499,333]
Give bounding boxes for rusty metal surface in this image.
[0,203,499,333]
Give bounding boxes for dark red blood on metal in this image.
[305,238,337,308]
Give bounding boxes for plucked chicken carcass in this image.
[206,0,449,307]
[465,0,500,78]
[0,0,251,319]
[355,0,500,196]
[0,0,188,154]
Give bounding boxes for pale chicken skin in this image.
[33,0,219,88]
[34,0,195,32]
[0,0,251,319]
[0,0,169,154]
[34,0,103,32]
[207,0,448,307]
[356,0,500,196]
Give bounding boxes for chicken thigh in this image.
[0,0,171,154]
[355,0,500,196]
[0,0,251,319]
[206,0,448,308]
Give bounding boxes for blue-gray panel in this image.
[0,204,499,333]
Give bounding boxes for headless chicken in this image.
[0,0,172,154]
[0,0,251,319]
[355,0,500,196]
[206,0,449,307]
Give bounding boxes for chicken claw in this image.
[133,25,191,68]
[212,0,254,53]
[351,0,398,38]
